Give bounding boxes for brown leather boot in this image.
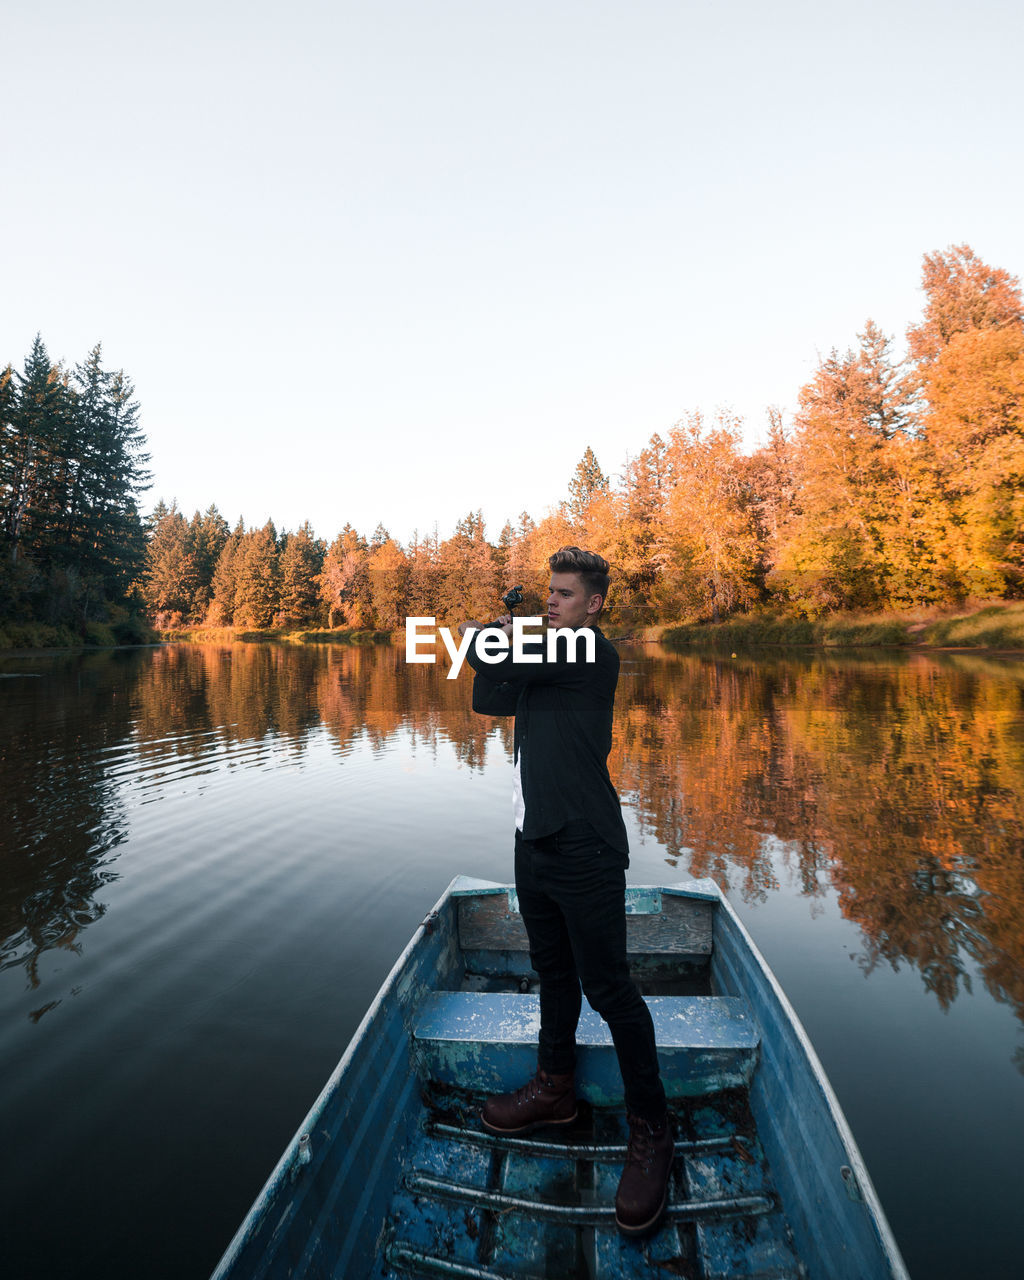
[480,1068,577,1135]
[615,1112,674,1236]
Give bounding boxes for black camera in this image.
[501,584,524,612]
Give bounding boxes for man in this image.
[457,546,673,1238]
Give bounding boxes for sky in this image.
[3,0,1022,546]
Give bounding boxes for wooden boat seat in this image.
[412,991,759,1102]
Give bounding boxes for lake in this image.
[1,641,1022,1278]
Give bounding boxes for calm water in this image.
[1,642,1023,1279]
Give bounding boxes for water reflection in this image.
[1,643,1022,1037]
[0,652,138,993]
[612,650,1024,1035]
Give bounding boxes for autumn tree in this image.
[318,524,373,627]
[367,536,409,629]
[770,323,917,612]
[186,505,230,620]
[742,410,796,595]
[234,521,281,627]
[920,325,1024,596]
[567,446,610,522]
[278,521,326,625]
[406,527,440,619]
[144,501,199,622]
[613,433,668,616]
[207,520,245,625]
[910,246,1024,598]
[907,243,1023,368]
[657,411,761,621]
[434,511,499,626]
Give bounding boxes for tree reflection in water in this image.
[2,642,1022,1040]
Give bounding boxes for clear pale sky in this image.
[3,0,1022,545]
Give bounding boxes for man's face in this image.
[547,572,602,629]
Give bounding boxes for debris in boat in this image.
[731,1135,755,1164]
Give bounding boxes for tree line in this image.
[144,243,1023,632]
[5,241,1020,639]
[0,336,151,639]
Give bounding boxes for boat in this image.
[209,877,909,1279]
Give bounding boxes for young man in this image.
[457,546,673,1237]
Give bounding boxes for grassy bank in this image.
[0,617,158,651]
[660,602,1024,652]
[156,626,393,645]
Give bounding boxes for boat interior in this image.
[379,882,805,1280]
[214,880,901,1280]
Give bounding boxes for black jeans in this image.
[514,819,667,1123]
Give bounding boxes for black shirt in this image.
[467,625,629,854]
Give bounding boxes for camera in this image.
[501,584,524,612]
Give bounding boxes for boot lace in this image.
[513,1070,562,1108]
[514,1073,545,1108]
[625,1115,657,1174]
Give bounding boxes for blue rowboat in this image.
[209,877,909,1279]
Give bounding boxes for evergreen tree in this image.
[185,505,230,620]
[318,524,372,627]
[367,537,409,629]
[144,501,198,620]
[279,521,326,625]
[85,362,150,607]
[8,336,70,570]
[405,527,439,619]
[0,362,19,554]
[208,519,245,624]
[434,511,498,625]
[234,521,281,627]
[616,433,668,609]
[567,446,610,522]
[505,511,544,613]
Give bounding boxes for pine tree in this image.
[68,348,150,614]
[405,527,439,619]
[144,501,198,621]
[234,521,281,627]
[186,505,230,620]
[0,362,19,553]
[208,520,245,624]
[318,524,372,627]
[434,511,498,625]
[367,537,409,629]
[8,336,70,569]
[567,446,610,522]
[88,362,151,606]
[279,521,326,625]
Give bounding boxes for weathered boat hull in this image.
[209,878,908,1279]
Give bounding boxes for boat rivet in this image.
[840,1164,863,1202]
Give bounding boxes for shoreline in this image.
[615,601,1024,655]
[3,605,1023,656]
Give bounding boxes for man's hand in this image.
[458,615,514,638]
